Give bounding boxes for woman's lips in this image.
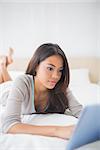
[49,80,57,84]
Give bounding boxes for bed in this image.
[0,68,100,150]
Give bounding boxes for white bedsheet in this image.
[0,134,67,150]
[0,113,77,150]
[0,113,99,150]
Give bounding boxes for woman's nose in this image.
[52,71,60,79]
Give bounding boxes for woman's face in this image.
[35,55,64,90]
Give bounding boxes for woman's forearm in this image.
[8,123,57,137]
[8,123,75,139]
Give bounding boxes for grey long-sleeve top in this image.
[2,74,82,133]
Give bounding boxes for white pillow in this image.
[22,114,78,126]
[70,68,90,86]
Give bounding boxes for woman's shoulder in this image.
[66,87,72,94]
[16,74,32,80]
[13,74,33,88]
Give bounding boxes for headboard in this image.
[8,57,100,83]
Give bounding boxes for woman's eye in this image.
[47,67,53,71]
[59,69,63,73]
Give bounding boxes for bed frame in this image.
[8,57,100,83]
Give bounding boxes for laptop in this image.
[67,105,100,150]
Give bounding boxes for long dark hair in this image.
[26,43,70,113]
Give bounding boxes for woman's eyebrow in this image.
[47,63,63,69]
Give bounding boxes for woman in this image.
[1,43,82,139]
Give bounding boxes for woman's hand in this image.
[54,125,75,140]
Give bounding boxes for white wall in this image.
[0,1,98,58]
